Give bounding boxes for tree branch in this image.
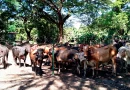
[43,0,59,12]
[63,14,71,23]
[39,10,58,24]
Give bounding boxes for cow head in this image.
[35,48,44,61]
[83,45,89,59]
[0,50,4,57]
[117,47,127,59]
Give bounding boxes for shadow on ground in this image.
[0,64,130,90]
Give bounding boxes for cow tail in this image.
[6,49,9,61]
[4,49,9,68]
[12,48,16,58]
[110,47,117,57]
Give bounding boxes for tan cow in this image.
[83,44,117,77]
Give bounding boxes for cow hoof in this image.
[39,74,42,77]
[38,71,43,76]
[36,73,42,77]
[57,72,60,75]
[32,67,35,71]
[3,65,7,69]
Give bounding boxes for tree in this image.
[85,0,130,44]
[35,0,85,42]
[15,0,35,40]
[2,0,37,40]
[0,0,17,41]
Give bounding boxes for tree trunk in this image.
[24,24,31,40]
[26,30,31,40]
[57,23,63,43]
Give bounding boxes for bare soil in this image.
[0,50,130,90]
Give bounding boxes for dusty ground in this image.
[0,50,130,90]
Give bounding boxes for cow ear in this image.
[43,49,45,52]
[74,53,78,59]
[33,53,36,55]
[33,52,37,55]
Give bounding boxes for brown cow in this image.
[30,44,52,66]
[83,44,117,77]
[48,46,68,69]
[48,45,80,74]
[30,48,44,76]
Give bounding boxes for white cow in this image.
[75,52,87,77]
[116,43,130,73]
[75,52,95,77]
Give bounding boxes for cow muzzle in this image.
[36,55,43,61]
[37,57,43,61]
[84,56,88,59]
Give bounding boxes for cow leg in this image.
[23,59,26,67]
[5,54,8,66]
[92,67,95,77]
[36,60,43,76]
[38,60,43,76]
[35,60,38,75]
[125,61,128,74]
[76,59,81,75]
[77,64,80,75]
[31,60,35,71]
[94,62,99,77]
[58,62,61,74]
[18,57,21,67]
[34,60,37,73]
[48,55,52,68]
[113,64,116,75]
[34,63,36,73]
[122,58,128,74]
[83,60,87,78]
[2,57,7,69]
[14,57,18,66]
[36,65,39,76]
[32,64,35,71]
[62,62,66,71]
[45,57,50,66]
[112,57,116,75]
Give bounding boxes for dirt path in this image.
[0,50,130,90]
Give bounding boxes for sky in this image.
[64,14,92,29]
[66,15,81,29]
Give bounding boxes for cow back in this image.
[12,46,27,57]
[0,44,9,57]
[57,48,78,62]
[88,45,117,62]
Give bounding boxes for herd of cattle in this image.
[0,40,130,78]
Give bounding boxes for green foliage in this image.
[112,12,128,30]
[7,21,16,32]
[36,19,58,43]
[78,32,98,44]
[64,26,106,44]
[0,18,6,32]
[0,0,130,45]
[87,1,129,43]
